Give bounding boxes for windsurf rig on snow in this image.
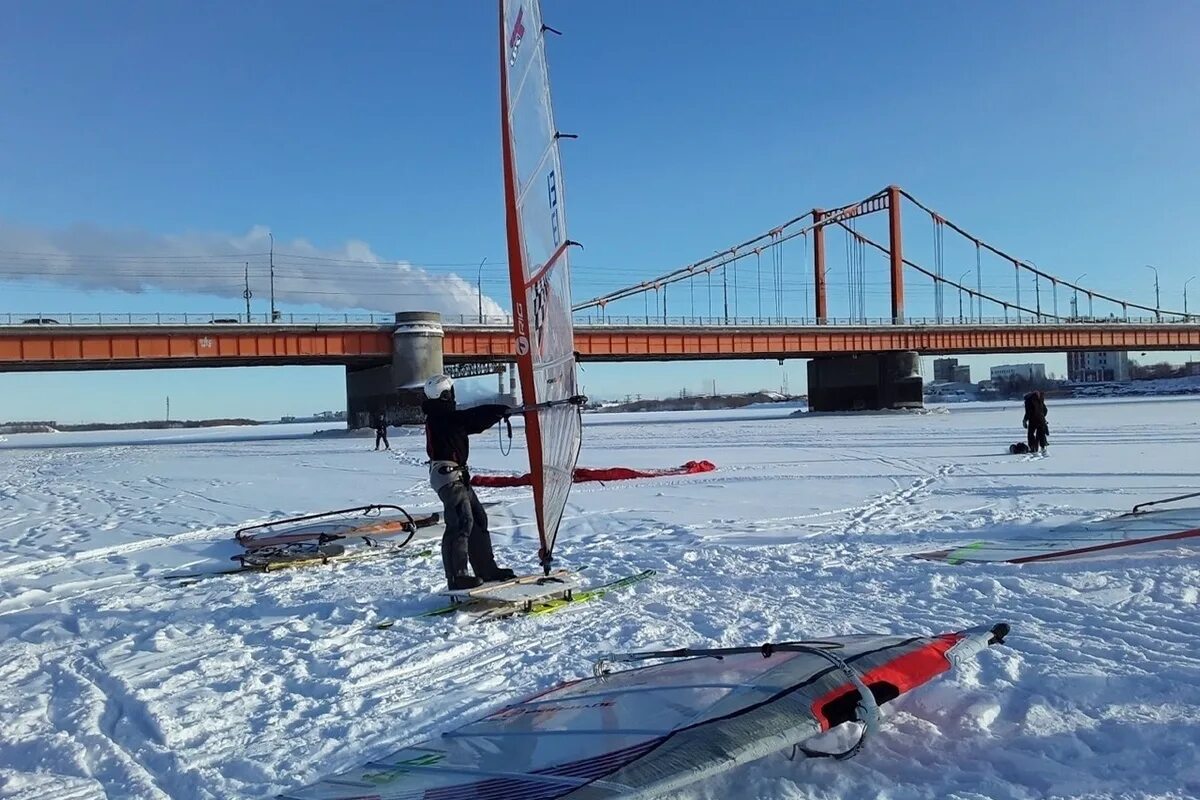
[500,0,584,575]
[235,504,431,550]
[161,505,441,584]
[279,623,1010,799]
[913,497,1200,565]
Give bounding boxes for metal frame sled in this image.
[232,541,347,571]
[235,504,439,550]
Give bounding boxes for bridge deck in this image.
[0,322,1197,372]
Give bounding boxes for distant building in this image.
[952,364,971,383]
[1185,362,1200,377]
[990,363,1046,383]
[933,357,959,382]
[1067,351,1130,383]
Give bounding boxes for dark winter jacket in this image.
[422,398,509,465]
[1022,392,1048,426]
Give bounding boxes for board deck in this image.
[438,568,577,604]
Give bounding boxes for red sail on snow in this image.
[472,460,717,488]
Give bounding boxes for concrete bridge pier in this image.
[345,311,444,428]
[806,351,923,412]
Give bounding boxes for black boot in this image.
[479,567,517,582]
[448,574,484,590]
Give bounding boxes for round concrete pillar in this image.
[882,351,923,408]
[392,311,445,390]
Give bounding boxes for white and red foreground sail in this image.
[500,0,582,572]
[279,623,1009,799]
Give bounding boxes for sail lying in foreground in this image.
[279,623,1009,799]
[501,0,582,573]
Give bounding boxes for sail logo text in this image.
[489,699,615,720]
[515,302,530,356]
[508,8,526,66]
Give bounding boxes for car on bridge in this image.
[21,317,59,324]
[208,318,240,324]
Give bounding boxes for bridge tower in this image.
[807,186,921,411]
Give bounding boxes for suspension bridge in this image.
[1,185,1197,416]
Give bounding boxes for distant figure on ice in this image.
[1022,390,1049,454]
[373,414,390,450]
[422,374,516,590]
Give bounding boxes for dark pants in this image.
[374,429,389,449]
[437,480,499,583]
[1027,422,1048,452]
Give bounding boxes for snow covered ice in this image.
[1,397,1199,799]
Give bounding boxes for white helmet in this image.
[424,374,454,400]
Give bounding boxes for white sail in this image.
[500,0,582,571]
[278,624,1009,799]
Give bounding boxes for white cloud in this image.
[0,221,508,320]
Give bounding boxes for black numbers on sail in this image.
[531,277,550,353]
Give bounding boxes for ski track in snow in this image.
[1,399,1199,799]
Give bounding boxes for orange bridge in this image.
[1,321,1198,372]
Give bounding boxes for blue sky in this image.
[2,1,1199,422]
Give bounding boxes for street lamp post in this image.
[477,257,488,322]
[1145,264,1161,322]
[1186,276,1196,320]
[1073,273,1087,319]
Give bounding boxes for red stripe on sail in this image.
[1005,526,1200,563]
[809,633,962,730]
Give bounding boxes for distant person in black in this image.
[1022,390,1049,454]
[422,374,515,590]
[373,414,390,451]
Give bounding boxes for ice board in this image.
[439,568,579,604]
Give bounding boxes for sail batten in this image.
[500,0,582,572]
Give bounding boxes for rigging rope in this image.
[731,250,738,320]
[975,242,982,322]
[801,232,810,320]
[779,237,786,319]
[933,218,945,323]
[1014,261,1022,322]
[755,248,763,319]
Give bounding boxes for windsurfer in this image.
[1022,390,1049,453]
[372,413,390,450]
[422,374,517,590]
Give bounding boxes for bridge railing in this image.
[0,312,400,326]
[0,312,1196,328]
[567,315,1199,327]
